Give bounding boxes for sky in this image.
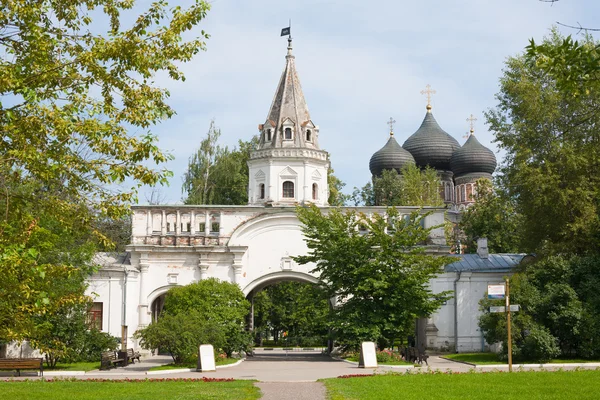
[137,0,600,204]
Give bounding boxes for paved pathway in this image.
[256,382,327,400]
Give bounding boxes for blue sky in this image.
[140,0,599,204]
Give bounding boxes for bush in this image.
[78,329,119,362]
[520,326,560,363]
[134,312,224,364]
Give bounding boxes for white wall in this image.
[90,205,499,352]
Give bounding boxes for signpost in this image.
[506,278,512,372]
[488,281,516,372]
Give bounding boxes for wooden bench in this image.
[101,351,124,370]
[0,358,43,376]
[126,348,141,364]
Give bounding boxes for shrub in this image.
[520,325,560,363]
[134,312,224,364]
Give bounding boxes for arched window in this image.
[267,129,272,141]
[282,181,294,198]
[259,183,265,199]
[312,183,318,200]
[466,184,473,202]
[461,185,466,203]
[306,129,312,142]
[284,127,292,140]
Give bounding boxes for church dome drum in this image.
[369,135,415,176]
[402,111,460,171]
[450,134,497,176]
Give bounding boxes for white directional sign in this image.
[489,305,520,313]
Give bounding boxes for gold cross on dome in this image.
[420,84,436,109]
[387,117,396,136]
[465,114,477,139]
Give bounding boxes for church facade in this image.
[87,38,521,354]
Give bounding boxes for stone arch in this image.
[147,284,181,308]
[242,271,319,297]
[228,212,302,245]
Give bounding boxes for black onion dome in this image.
[369,136,416,176]
[450,134,497,176]
[402,112,460,171]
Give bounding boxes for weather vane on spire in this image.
[465,114,477,139]
[421,84,436,112]
[387,117,396,136]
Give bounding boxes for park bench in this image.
[126,348,141,364]
[401,347,429,365]
[0,358,43,376]
[101,351,124,370]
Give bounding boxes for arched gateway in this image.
[86,38,513,355]
[87,205,447,348]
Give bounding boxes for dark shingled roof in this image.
[445,254,525,273]
[369,136,415,176]
[403,112,460,171]
[450,134,497,177]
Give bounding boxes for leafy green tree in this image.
[1,0,210,340]
[527,31,600,98]
[29,301,119,367]
[182,120,258,205]
[294,205,453,350]
[327,167,348,206]
[487,29,600,254]
[459,179,523,253]
[351,164,443,207]
[252,282,330,346]
[479,255,600,361]
[162,278,251,357]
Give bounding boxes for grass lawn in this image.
[1,380,260,400]
[344,356,414,366]
[323,370,600,400]
[45,362,101,371]
[148,357,239,371]
[444,353,600,365]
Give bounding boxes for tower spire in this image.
[258,34,318,151]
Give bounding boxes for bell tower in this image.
[248,38,330,206]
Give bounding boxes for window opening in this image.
[282,181,295,198]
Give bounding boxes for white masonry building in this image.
[88,38,523,354]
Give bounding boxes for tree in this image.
[487,29,600,254]
[351,164,443,207]
[252,282,330,346]
[479,255,600,361]
[459,179,523,253]
[294,205,453,350]
[327,167,348,206]
[527,31,600,98]
[162,278,251,357]
[182,121,258,205]
[1,0,210,341]
[29,301,119,367]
